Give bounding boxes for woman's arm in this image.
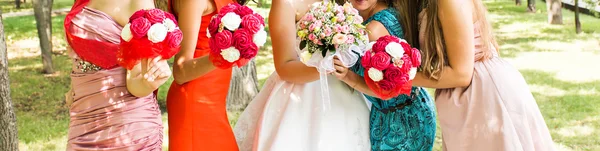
[336,21,388,97]
[412,0,475,89]
[269,0,321,84]
[171,0,217,85]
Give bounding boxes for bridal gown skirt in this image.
[234,72,371,151]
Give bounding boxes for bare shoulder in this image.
[365,21,390,41]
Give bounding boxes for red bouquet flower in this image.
[362,35,422,100]
[117,9,182,70]
[208,3,267,69]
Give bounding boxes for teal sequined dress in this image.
[350,8,437,151]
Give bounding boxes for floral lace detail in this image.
[352,7,437,151]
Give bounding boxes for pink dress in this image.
[65,7,163,150]
[418,11,556,151]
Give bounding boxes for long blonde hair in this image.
[418,0,499,80]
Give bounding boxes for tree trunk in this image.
[527,0,536,12]
[33,0,54,74]
[575,0,582,34]
[226,60,259,112]
[547,0,563,24]
[0,11,19,151]
[15,0,21,9]
[516,0,522,6]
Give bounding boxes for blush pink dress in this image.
[418,10,556,151]
[65,6,163,150]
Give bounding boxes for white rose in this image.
[147,23,168,43]
[206,28,211,38]
[300,51,312,62]
[253,27,267,47]
[367,68,383,82]
[221,47,241,63]
[409,67,417,80]
[385,42,404,59]
[121,23,133,42]
[163,18,177,32]
[221,12,242,31]
[366,41,376,51]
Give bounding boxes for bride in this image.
[233,0,371,150]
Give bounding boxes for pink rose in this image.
[129,10,146,22]
[370,52,391,70]
[410,48,421,67]
[378,79,396,91]
[214,30,233,49]
[233,28,258,59]
[372,40,388,53]
[341,25,350,33]
[378,35,400,43]
[130,17,152,39]
[346,35,355,44]
[336,13,345,22]
[398,54,413,73]
[335,6,344,13]
[324,27,333,36]
[354,16,364,24]
[208,16,222,36]
[384,67,406,84]
[334,25,343,33]
[235,6,254,17]
[361,52,372,69]
[332,34,347,45]
[241,14,263,33]
[166,29,183,48]
[308,34,317,43]
[145,9,166,24]
[319,33,326,39]
[220,3,239,15]
[304,13,315,21]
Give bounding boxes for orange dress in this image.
[166,0,238,150]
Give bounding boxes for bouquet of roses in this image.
[296,1,368,110]
[297,1,368,59]
[361,35,421,100]
[118,9,182,70]
[207,3,267,69]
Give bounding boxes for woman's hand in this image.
[332,56,350,81]
[142,57,172,89]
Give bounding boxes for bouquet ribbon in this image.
[300,40,366,111]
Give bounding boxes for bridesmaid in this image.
[64,0,170,150]
[165,0,248,150]
[406,0,555,150]
[333,0,436,150]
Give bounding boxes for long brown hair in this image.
[409,0,499,80]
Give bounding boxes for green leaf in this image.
[299,40,307,50]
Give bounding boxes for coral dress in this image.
[165,0,238,150]
[418,10,556,151]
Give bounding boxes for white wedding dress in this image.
[233,23,373,150]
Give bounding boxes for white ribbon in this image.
[299,39,366,111]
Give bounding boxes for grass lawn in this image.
[1,0,73,14]
[4,0,600,150]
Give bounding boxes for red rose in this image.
[371,40,388,53]
[400,54,413,72]
[360,52,372,69]
[129,10,146,22]
[166,29,183,48]
[145,9,166,24]
[209,37,220,54]
[130,17,152,39]
[384,67,407,84]
[208,16,222,36]
[236,6,254,17]
[214,30,233,50]
[370,52,391,70]
[400,41,412,56]
[220,3,239,15]
[378,35,400,43]
[241,14,263,33]
[409,48,421,67]
[165,12,177,24]
[233,28,258,59]
[378,79,397,91]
